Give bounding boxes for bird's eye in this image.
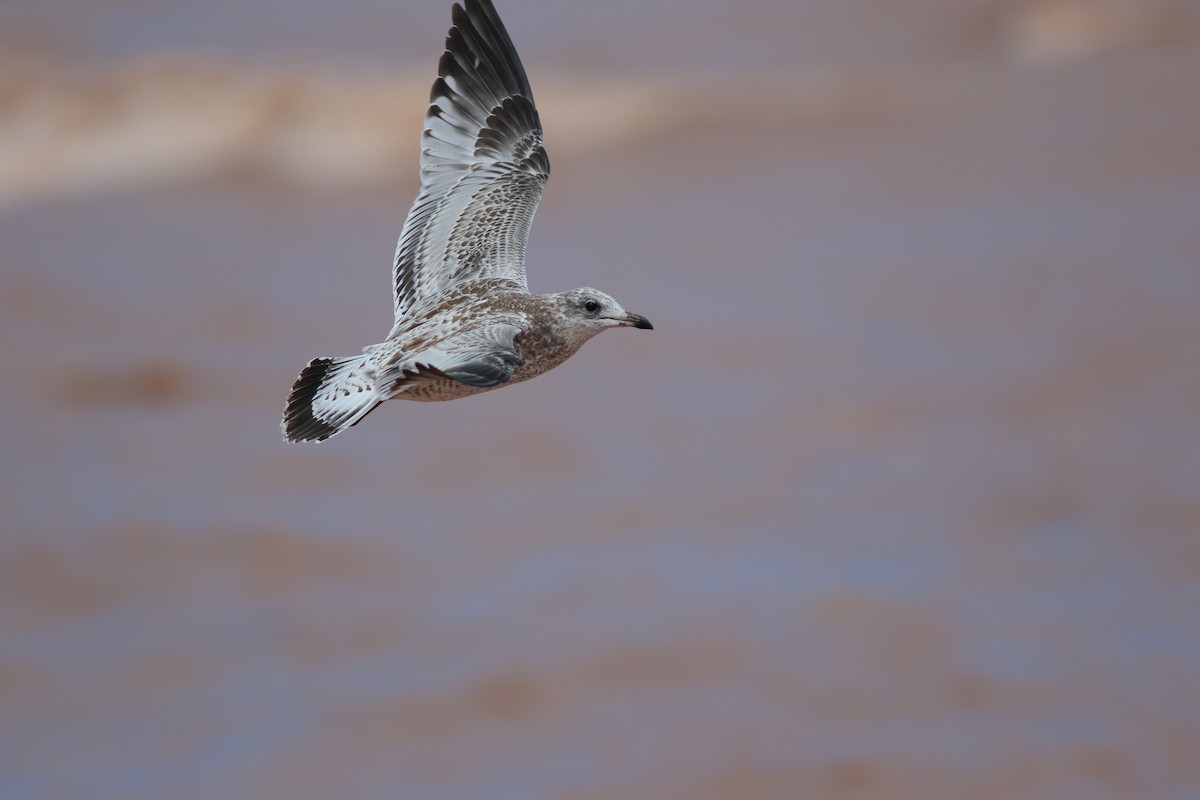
[583,300,600,313]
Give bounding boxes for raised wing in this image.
[392,0,550,321]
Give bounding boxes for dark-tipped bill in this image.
[622,313,653,330]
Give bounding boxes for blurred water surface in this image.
[1,1,1199,799]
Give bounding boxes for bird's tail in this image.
[281,354,382,443]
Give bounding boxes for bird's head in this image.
[554,288,653,340]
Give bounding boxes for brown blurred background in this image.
[2,1,1199,798]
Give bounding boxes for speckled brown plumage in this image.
[281,0,651,443]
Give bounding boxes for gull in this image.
[282,0,652,443]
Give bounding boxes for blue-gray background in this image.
[2,1,1198,798]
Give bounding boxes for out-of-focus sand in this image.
[2,1,1199,799]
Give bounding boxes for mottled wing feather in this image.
[392,0,550,321]
[432,321,525,386]
[378,319,526,390]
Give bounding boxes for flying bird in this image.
[282,0,652,443]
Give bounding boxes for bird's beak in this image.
[620,313,654,330]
